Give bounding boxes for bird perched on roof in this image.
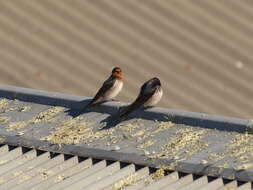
[83,67,123,109]
[119,77,163,119]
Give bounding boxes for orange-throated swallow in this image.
[119,77,163,119]
[84,67,123,109]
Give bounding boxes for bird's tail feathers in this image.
[119,102,141,119]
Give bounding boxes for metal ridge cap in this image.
[0,84,87,108]
[0,84,252,133]
[2,134,253,182]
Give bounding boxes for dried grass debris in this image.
[7,121,27,131]
[118,123,139,133]
[0,116,10,123]
[30,107,64,123]
[207,133,253,169]
[0,160,8,165]
[18,106,32,112]
[150,168,165,181]
[0,99,9,109]
[137,139,156,150]
[13,171,23,177]
[153,121,174,134]
[150,127,209,160]
[132,130,145,137]
[226,133,253,163]
[42,121,90,145]
[54,175,65,183]
[39,169,54,179]
[42,117,114,145]
[0,177,5,185]
[113,174,138,190]
[6,107,63,131]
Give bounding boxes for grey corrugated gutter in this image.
[0,85,252,133]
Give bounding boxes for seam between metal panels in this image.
[0,85,252,133]
[1,134,253,182]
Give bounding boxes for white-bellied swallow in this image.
[119,77,162,119]
[84,67,123,109]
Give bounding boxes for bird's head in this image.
[150,77,161,87]
[112,67,123,80]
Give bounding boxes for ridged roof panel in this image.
[0,0,252,118]
[0,145,251,190]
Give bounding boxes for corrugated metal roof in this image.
[0,0,252,118]
[0,144,251,190]
[0,85,253,184]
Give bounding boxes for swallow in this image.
[119,77,163,119]
[84,67,123,109]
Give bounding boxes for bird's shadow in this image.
[63,99,133,129]
[98,106,155,130]
[64,100,168,130]
[64,104,127,130]
[64,99,110,118]
[99,114,121,129]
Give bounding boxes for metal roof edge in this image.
[2,134,252,182]
[0,84,251,133]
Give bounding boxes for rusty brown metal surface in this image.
[0,0,252,118]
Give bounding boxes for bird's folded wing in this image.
[119,89,155,118]
[87,77,116,106]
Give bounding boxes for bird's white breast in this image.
[104,79,123,99]
[144,87,163,106]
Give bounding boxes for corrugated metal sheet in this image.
[0,145,251,190]
[0,0,252,119]
[0,90,253,182]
